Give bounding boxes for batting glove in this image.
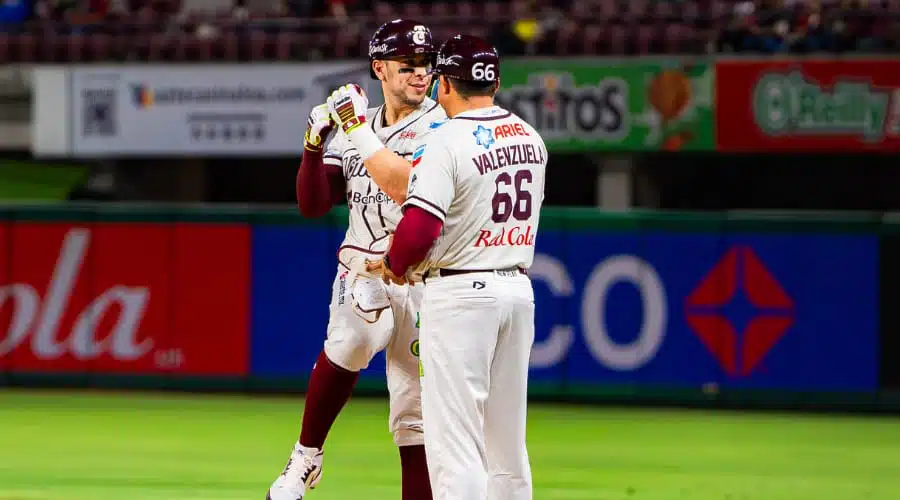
[326,84,369,134]
[327,84,385,161]
[304,103,335,153]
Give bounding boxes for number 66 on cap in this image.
[430,34,500,83]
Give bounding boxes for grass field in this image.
[1,390,899,500]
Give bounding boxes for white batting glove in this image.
[304,103,335,153]
[326,84,369,134]
[326,84,384,161]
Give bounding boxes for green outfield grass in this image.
[1,389,899,500]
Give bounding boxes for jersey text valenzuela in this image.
[472,143,545,175]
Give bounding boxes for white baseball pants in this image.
[323,265,424,447]
[419,270,534,500]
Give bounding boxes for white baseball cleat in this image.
[267,442,324,500]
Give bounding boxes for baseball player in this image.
[267,19,445,500]
[330,35,547,500]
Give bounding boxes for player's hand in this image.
[366,258,411,287]
[326,84,369,135]
[304,103,335,153]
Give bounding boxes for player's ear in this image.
[372,60,387,82]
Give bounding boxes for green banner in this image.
[494,59,715,152]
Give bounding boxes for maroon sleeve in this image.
[296,150,346,218]
[387,206,443,276]
[326,165,346,206]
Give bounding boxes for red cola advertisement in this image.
[0,223,250,375]
[716,59,900,152]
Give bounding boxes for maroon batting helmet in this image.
[368,19,436,79]
[432,34,500,83]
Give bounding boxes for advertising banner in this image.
[494,60,715,152]
[249,223,355,382]
[0,222,250,375]
[70,64,383,157]
[250,223,879,393]
[716,59,900,152]
[879,216,900,392]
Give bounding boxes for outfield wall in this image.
[1,205,898,412]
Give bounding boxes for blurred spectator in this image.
[231,0,248,20]
[275,0,314,17]
[0,0,897,60]
[327,0,350,23]
[756,0,795,48]
[714,0,900,54]
[491,0,546,55]
[719,2,760,52]
[793,8,832,52]
[0,0,28,26]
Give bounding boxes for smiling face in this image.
[373,54,434,109]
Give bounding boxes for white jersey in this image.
[402,105,547,274]
[323,98,447,258]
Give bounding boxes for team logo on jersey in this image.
[412,144,426,168]
[410,339,420,357]
[428,118,448,129]
[473,125,495,150]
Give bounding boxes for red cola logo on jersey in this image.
[474,225,536,248]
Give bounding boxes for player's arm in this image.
[326,84,412,204]
[384,141,455,278]
[296,104,346,218]
[385,207,443,277]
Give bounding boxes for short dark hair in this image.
[445,77,497,98]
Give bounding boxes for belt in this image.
[422,266,526,284]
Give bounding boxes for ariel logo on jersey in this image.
[412,144,426,168]
[493,123,531,139]
[399,130,417,140]
[474,225,536,248]
[473,125,495,150]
